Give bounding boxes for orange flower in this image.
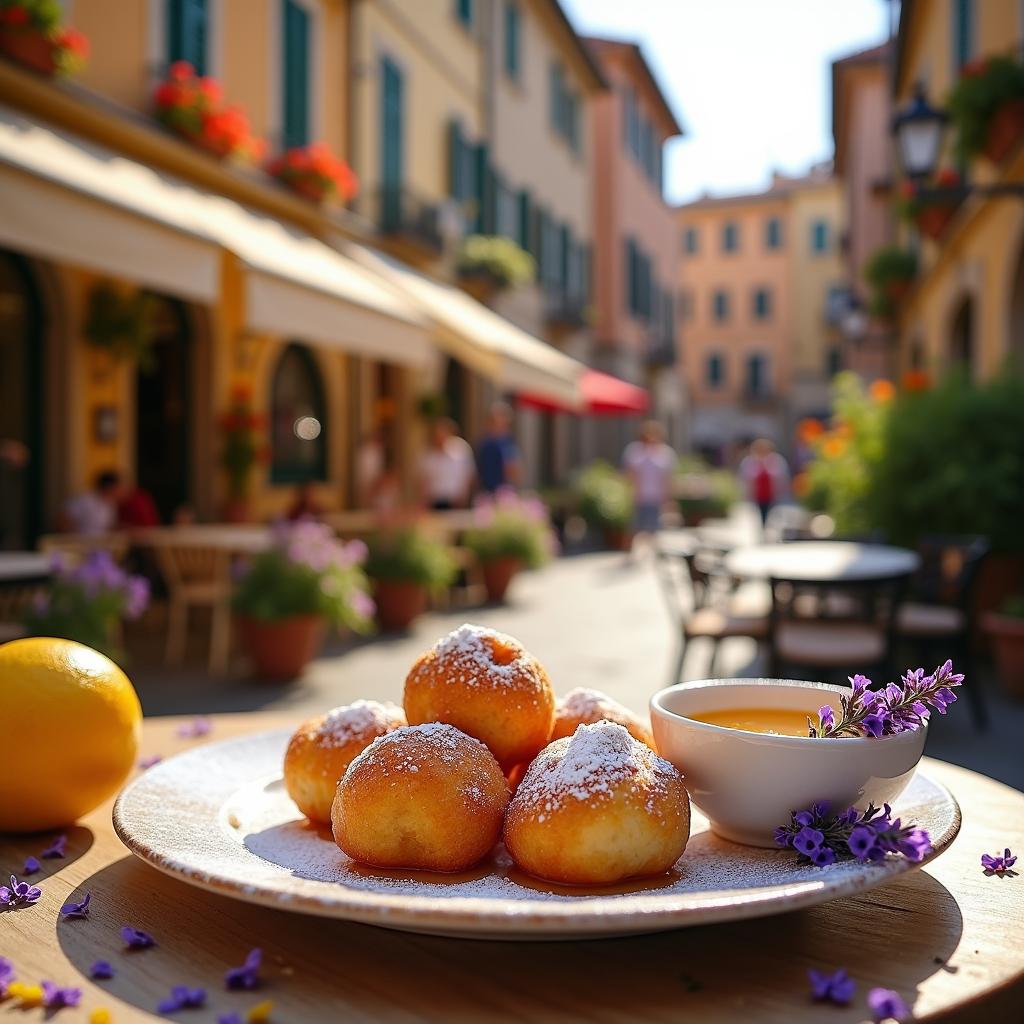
[169,60,194,82]
[57,27,90,58]
[901,368,931,392]
[792,472,810,498]
[797,418,824,444]
[869,379,895,403]
[823,436,847,459]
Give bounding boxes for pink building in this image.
[584,37,685,454]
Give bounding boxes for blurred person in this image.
[355,429,385,508]
[622,420,675,544]
[740,438,790,529]
[62,469,122,535]
[419,418,475,511]
[117,482,160,528]
[286,481,325,521]
[476,402,521,494]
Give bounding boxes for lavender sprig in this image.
[808,660,963,738]
[775,801,932,867]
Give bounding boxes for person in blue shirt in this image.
[476,402,521,493]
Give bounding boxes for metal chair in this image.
[897,534,990,729]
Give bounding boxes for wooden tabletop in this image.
[1,713,1022,1023]
[725,541,921,583]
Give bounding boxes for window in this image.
[765,217,782,250]
[811,219,829,254]
[678,289,693,321]
[953,0,973,70]
[550,62,564,133]
[625,237,653,319]
[746,354,767,397]
[380,56,404,229]
[565,90,580,153]
[682,226,698,255]
[826,346,843,377]
[166,0,207,74]
[504,2,520,79]
[455,0,474,28]
[549,61,580,152]
[722,221,738,252]
[516,189,531,251]
[270,344,327,484]
[447,119,476,202]
[282,0,311,149]
[753,287,772,320]
[712,289,730,322]
[707,353,725,389]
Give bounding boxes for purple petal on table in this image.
[41,834,67,859]
[0,956,13,996]
[22,856,40,875]
[808,967,856,1005]
[217,1015,244,1024]
[225,947,263,990]
[60,891,91,919]
[867,987,910,1021]
[138,754,163,770]
[40,980,82,1009]
[89,960,115,981]
[121,925,157,950]
[157,985,206,1013]
[177,716,213,739]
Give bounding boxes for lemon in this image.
[0,637,142,833]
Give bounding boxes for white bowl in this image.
[650,678,927,847]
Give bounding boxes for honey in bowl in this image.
[688,707,832,738]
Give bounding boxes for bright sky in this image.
[561,0,896,204]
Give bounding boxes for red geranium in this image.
[267,142,359,204]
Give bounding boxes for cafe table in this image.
[2,713,1022,1023]
[0,550,51,588]
[724,541,921,584]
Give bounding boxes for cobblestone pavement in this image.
[131,541,1024,793]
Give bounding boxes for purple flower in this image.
[894,828,932,863]
[792,827,824,856]
[0,956,14,997]
[225,947,262,990]
[811,846,837,867]
[218,1015,244,1024]
[177,716,212,739]
[350,589,376,620]
[157,986,207,1013]
[41,833,67,858]
[817,705,835,733]
[22,856,40,875]
[41,981,82,1009]
[0,874,41,908]
[60,891,91,919]
[138,754,163,770]
[868,987,910,1021]
[981,847,1017,874]
[89,961,115,981]
[808,967,856,1005]
[861,711,888,737]
[121,925,157,950]
[848,826,879,861]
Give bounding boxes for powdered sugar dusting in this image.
[319,700,404,748]
[560,687,634,722]
[416,623,543,689]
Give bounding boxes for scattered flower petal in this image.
[22,856,40,875]
[0,956,14,997]
[41,980,82,1009]
[981,848,1017,874]
[41,834,67,859]
[89,961,115,981]
[0,874,42,907]
[157,986,206,1013]
[218,1015,244,1024]
[8,981,44,1006]
[177,716,213,739]
[247,1000,274,1023]
[89,1009,113,1024]
[61,891,91,919]
[138,755,163,770]
[121,925,157,950]
[868,987,910,1022]
[808,967,856,1005]
[225,948,262,990]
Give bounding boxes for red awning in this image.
[518,369,650,417]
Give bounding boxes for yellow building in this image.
[894,0,1024,378]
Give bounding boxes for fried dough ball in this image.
[283,700,406,824]
[503,721,690,886]
[403,624,555,771]
[552,687,656,749]
[332,723,510,872]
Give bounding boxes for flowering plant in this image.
[23,550,150,659]
[807,660,963,738]
[457,235,536,289]
[575,460,633,531]
[154,62,264,162]
[775,801,932,867]
[896,169,963,219]
[0,1,89,76]
[948,54,1024,161]
[232,520,374,631]
[364,527,456,590]
[266,142,359,204]
[219,384,267,500]
[863,244,917,318]
[463,489,556,568]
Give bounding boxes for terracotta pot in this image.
[602,526,633,552]
[984,98,1024,163]
[236,614,326,680]
[915,204,958,241]
[481,556,522,603]
[373,578,427,631]
[982,613,1024,699]
[0,28,57,75]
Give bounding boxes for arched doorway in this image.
[135,296,192,522]
[949,296,975,379]
[270,343,327,483]
[0,251,44,549]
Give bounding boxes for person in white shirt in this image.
[419,418,475,510]
[622,421,675,541]
[63,469,122,535]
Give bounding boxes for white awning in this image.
[344,243,585,407]
[0,108,432,367]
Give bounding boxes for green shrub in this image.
[457,235,536,288]
[364,527,457,589]
[463,491,555,568]
[574,460,633,531]
[947,55,1024,161]
[675,455,740,521]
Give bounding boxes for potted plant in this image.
[233,521,373,679]
[575,460,634,551]
[897,170,964,241]
[983,596,1024,698]
[0,1,88,77]
[83,283,159,369]
[153,61,265,162]
[864,245,918,319]
[948,55,1024,163]
[674,456,740,526]
[456,235,536,298]
[364,527,456,631]
[219,383,266,522]
[22,550,150,661]
[266,143,359,204]
[463,489,555,602]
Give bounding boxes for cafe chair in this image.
[897,534,990,730]
[654,544,769,684]
[767,574,907,683]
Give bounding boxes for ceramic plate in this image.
[113,729,961,940]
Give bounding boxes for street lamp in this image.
[892,84,947,181]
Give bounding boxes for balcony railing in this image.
[374,187,444,255]
[544,289,587,331]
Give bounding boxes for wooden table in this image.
[725,541,921,583]
[2,713,1022,1023]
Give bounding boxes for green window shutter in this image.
[953,0,973,70]
[456,0,474,28]
[447,119,463,199]
[504,2,520,78]
[380,56,404,228]
[558,225,570,291]
[167,0,207,74]
[549,63,564,133]
[517,190,531,252]
[566,91,580,153]
[282,0,311,149]
[580,242,591,302]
